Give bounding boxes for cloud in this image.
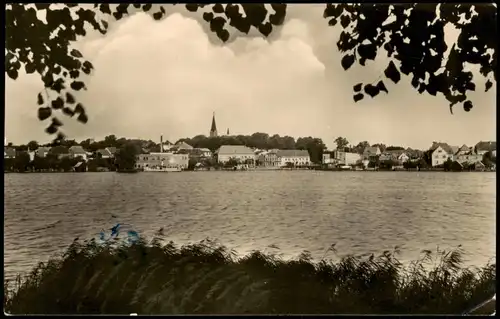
[5,5,496,149]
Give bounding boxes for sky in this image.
[5,4,496,150]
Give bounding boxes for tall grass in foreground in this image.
[4,234,495,315]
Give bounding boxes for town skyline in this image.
[5,4,495,150]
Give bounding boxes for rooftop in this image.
[218,145,254,155]
[276,150,310,157]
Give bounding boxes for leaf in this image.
[217,29,230,42]
[185,4,199,12]
[212,3,224,13]
[353,83,362,92]
[77,113,89,124]
[465,82,476,91]
[376,80,388,93]
[71,81,85,91]
[328,18,337,26]
[69,70,80,79]
[74,103,85,114]
[25,63,36,74]
[341,54,355,70]
[37,93,44,105]
[203,12,214,22]
[353,93,364,102]
[340,15,350,28]
[258,22,273,37]
[100,4,111,14]
[51,97,64,110]
[133,4,141,9]
[45,124,58,135]
[463,100,473,112]
[485,80,493,92]
[358,44,377,61]
[142,4,152,12]
[153,11,163,20]
[62,107,75,117]
[7,68,18,80]
[70,49,83,58]
[38,107,52,121]
[66,92,76,104]
[384,61,401,84]
[102,20,108,30]
[52,117,63,127]
[364,84,380,98]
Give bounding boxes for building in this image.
[362,146,381,160]
[210,112,218,138]
[455,151,483,165]
[34,147,51,158]
[276,149,310,167]
[380,150,410,163]
[475,141,496,155]
[216,145,255,164]
[135,152,189,170]
[261,150,280,167]
[333,150,361,166]
[173,141,193,152]
[69,145,88,161]
[195,148,212,158]
[4,147,16,159]
[96,147,117,159]
[431,145,454,167]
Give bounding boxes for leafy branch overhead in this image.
[5,4,497,141]
[324,3,496,112]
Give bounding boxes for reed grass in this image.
[4,233,495,315]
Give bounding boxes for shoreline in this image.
[4,169,496,174]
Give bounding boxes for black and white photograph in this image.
[4,3,496,315]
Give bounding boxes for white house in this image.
[135,152,189,170]
[276,150,310,167]
[68,145,88,161]
[217,145,256,164]
[362,146,381,160]
[196,148,212,157]
[431,145,453,167]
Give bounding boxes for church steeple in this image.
[210,112,218,137]
[226,128,230,135]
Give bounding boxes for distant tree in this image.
[15,144,28,152]
[13,152,31,172]
[334,137,349,150]
[443,158,454,171]
[187,157,199,170]
[7,142,13,147]
[104,135,118,147]
[224,157,240,168]
[372,143,387,153]
[31,155,49,171]
[115,143,138,171]
[27,140,39,151]
[386,146,405,151]
[422,150,434,166]
[353,141,370,154]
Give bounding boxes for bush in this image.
[4,237,495,315]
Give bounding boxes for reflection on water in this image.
[4,171,496,280]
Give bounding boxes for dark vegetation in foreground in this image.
[4,236,495,315]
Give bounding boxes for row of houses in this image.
[4,145,117,161]
[430,142,496,167]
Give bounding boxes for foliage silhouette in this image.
[5,4,496,141]
[3,236,495,314]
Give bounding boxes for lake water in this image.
[4,171,496,281]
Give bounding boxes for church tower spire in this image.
[210,112,218,137]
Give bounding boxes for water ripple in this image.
[4,171,496,281]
